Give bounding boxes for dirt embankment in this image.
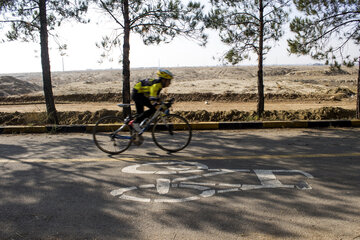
[0,107,356,126]
[0,66,358,125]
[0,76,41,97]
[0,87,356,104]
[0,92,313,103]
[0,89,357,125]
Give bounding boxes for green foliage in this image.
[0,0,89,44]
[328,60,342,72]
[96,0,207,58]
[205,0,291,64]
[288,0,360,66]
[1,0,90,124]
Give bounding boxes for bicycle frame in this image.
[93,97,191,154]
[137,105,170,135]
[116,101,172,136]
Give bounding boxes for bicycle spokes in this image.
[93,116,132,154]
[152,114,192,152]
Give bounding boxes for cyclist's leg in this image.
[142,98,156,119]
[134,95,156,123]
[132,91,145,115]
[131,92,146,137]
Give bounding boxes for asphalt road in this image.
[1,129,360,240]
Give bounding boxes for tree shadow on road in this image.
[0,157,141,239]
[121,128,360,238]
[0,128,360,239]
[0,134,142,239]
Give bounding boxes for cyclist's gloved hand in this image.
[152,102,162,110]
[150,97,160,107]
[165,102,172,108]
[164,98,174,109]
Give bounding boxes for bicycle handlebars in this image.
[154,98,175,109]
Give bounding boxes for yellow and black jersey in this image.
[133,78,163,100]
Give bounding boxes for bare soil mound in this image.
[2,65,358,96]
[0,76,41,97]
[0,89,356,104]
[0,107,356,126]
[0,66,358,125]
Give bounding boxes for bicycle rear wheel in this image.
[93,116,132,154]
[152,114,192,152]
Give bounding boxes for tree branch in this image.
[315,11,360,24]
[131,22,181,32]
[224,11,259,22]
[309,19,360,44]
[99,0,124,28]
[0,19,39,30]
[263,0,291,18]
[130,9,175,26]
[264,19,282,25]
[332,29,358,52]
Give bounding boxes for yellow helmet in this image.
[157,69,174,80]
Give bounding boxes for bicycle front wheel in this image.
[93,116,132,154]
[152,114,192,152]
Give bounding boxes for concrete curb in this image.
[1,120,360,134]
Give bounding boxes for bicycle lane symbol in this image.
[110,161,314,203]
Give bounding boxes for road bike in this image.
[93,98,192,154]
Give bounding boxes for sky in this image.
[0,5,358,74]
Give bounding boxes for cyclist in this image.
[130,69,174,133]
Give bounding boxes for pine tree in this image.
[288,0,360,118]
[205,0,290,117]
[95,0,207,117]
[0,0,88,124]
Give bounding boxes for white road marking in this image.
[172,175,202,182]
[241,184,268,190]
[110,161,315,203]
[122,161,208,175]
[200,190,216,197]
[179,183,210,191]
[217,188,240,194]
[156,179,170,194]
[180,182,217,187]
[139,184,155,189]
[110,186,137,197]
[154,196,200,203]
[218,183,242,188]
[120,195,151,203]
[254,170,285,187]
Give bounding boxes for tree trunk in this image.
[357,57,360,119]
[39,0,58,124]
[122,0,131,118]
[257,0,265,117]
